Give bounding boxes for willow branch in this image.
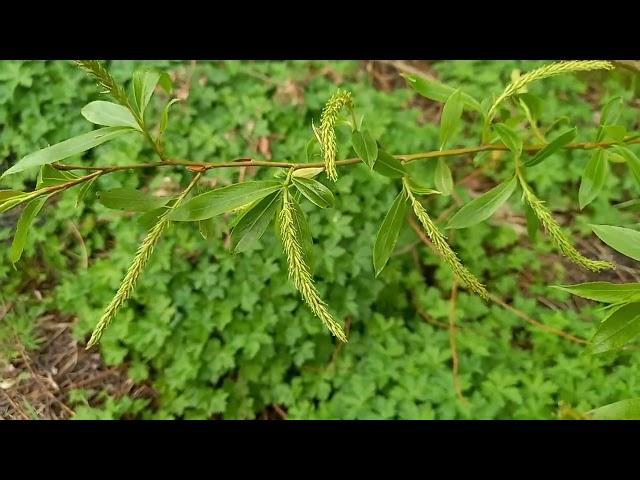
[52,136,640,174]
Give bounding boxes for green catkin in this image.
[87,174,202,348]
[319,89,353,182]
[488,60,614,119]
[279,189,347,342]
[403,179,489,300]
[520,180,615,272]
[86,217,169,348]
[75,60,131,108]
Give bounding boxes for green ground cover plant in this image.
[1,60,640,419]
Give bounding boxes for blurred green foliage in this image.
[2,60,640,419]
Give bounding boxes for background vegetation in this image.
[1,60,639,419]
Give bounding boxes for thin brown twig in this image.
[487,294,588,345]
[13,332,75,417]
[1,389,30,420]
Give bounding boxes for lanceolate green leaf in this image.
[9,196,48,264]
[1,127,134,178]
[159,99,181,139]
[373,150,406,178]
[439,89,464,150]
[401,73,482,112]
[292,177,334,208]
[447,176,517,229]
[591,224,640,261]
[493,123,523,157]
[597,96,623,140]
[434,158,453,196]
[132,69,161,118]
[169,181,283,222]
[97,188,172,212]
[589,302,640,355]
[524,128,576,167]
[373,190,409,277]
[352,130,378,168]
[37,164,78,188]
[404,178,439,196]
[0,190,24,201]
[579,150,608,209]
[589,398,640,420]
[611,145,640,189]
[81,101,141,130]
[553,282,640,304]
[76,176,98,207]
[232,191,281,253]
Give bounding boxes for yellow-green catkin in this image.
[75,60,130,108]
[489,60,614,119]
[403,180,489,300]
[520,182,615,272]
[279,189,347,342]
[319,89,353,182]
[86,218,169,348]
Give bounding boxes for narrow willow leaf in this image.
[81,101,141,130]
[401,73,482,112]
[373,150,406,178]
[9,197,48,264]
[352,130,378,168]
[292,177,334,208]
[516,93,543,120]
[76,176,98,207]
[589,302,640,355]
[610,145,640,189]
[137,207,169,230]
[599,96,623,128]
[524,199,539,242]
[602,124,627,143]
[305,137,321,163]
[589,399,640,420]
[198,218,217,240]
[159,99,181,139]
[37,164,77,188]
[373,190,409,277]
[404,177,439,196]
[447,176,517,229]
[0,189,24,201]
[591,224,640,261]
[1,127,134,177]
[493,123,523,157]
[553,282,640,303]
[579,150,608,209]
[97,188,172,212]
[434,158,453,196]
[439,89,464,150]
[293,167,324,179]
[169,181,283,222]
[524,128,576,167]
[232,191,281,253]
[132,69,161,118]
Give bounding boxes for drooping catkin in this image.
[488,61,614,119]
[75,60,131,108]
[520,181,615,272]
[279,189,347,342]
[319,89,353,182]
[403,180,489,300]
[86,217,169,348]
